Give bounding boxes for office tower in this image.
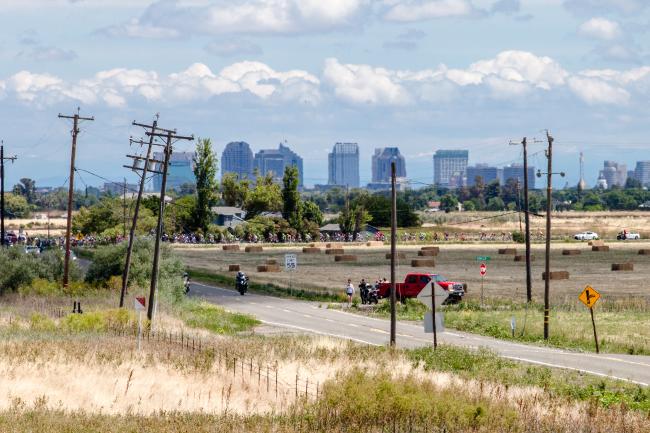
[599,161,626,189]
[328,142,360,188]
[371,147,406,183]
[153,151,195,191]
[433,150,468,188]
[466,164,499,186]
[221,141,254,180]
[634,161,650,187]
[503,164,536,189]
[253,142,303,187]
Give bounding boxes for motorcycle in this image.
[236,273,249,296]
[359,282,370,304]
[359,282,379,305]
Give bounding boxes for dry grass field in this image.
[175,241,650,302]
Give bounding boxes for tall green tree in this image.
[191,138,218,233]
[221,173,249,207]
[282,165,302,228]
[12,178,36,204]
[244,172,282,218]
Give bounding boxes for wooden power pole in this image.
[390,161,397,347]
[1,142,17,247]
[59,110,94,289]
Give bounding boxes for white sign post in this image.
[134,297,146,351]
[285,254,297,295]
[417,281,448,349]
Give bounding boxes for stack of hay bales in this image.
[385,252,406,259]
[612,263,634,271]
[228,264,240,271]
[302,247,321,253]
[542,271,569,280]
[562,249,581,256]
[245,245,263,253]
[498,248,516,255]
[334,255,357,262]
[222,245,240,251]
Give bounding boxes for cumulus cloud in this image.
[567,76,630,104]
[579,17,621,40]
[0,62,320,108]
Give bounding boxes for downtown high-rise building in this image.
[328,142,360,188]
[221,141,254,180]
[634,161,650,187]
[153,151,195,191]
[466,164,500,186]
[253,142,303,187]
[433,150,468,188]
[371,147,406,183]
[502,164,536,189]
[599,161,627,189]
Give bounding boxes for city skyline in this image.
[3,1,650,189]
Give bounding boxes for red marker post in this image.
[479,263,487,306]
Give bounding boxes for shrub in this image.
[512,231,525,243]
[29,313,56,332]
[61,309,135,333]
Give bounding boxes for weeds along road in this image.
[190,282,650,387]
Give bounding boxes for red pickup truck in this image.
[376,273,466,304]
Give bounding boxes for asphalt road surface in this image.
[190,282,650,386]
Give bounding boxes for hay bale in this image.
[589,240,605,247]
[302,247,321,254]
[411,258,435,268]
[498,248,517,255]
[420,246,440,253]
[592,246,610,252]
[245,245,263,253]
[325,243,332,248]
[265,259,278,265]
[366,241,384,247]
[514,255,535,262]
[228,264,240,272]
[612,263,634,271]
[257,264,280,272]
[222,244,240,251]
[418,250,438,257]
[562,249,581,256]
[334,255,357,262]
[638,249,650,255]
[385,252,407,259]
[542,271,569,280]
[325,248,345,255]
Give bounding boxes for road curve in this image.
[190,282,650,387]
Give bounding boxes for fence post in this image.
[295,373,298,399]
[266,365,270,393]
[233,358,236,377]
[275,363,278,397]
[305,378,308,397]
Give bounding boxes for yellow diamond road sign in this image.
[579,285,601,308]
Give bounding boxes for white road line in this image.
[503,356,650,387]
[259,320,380,346]
[348,323,359,328]
[370,328,389,334]
[282,309,291,313]
[303,314,312,318]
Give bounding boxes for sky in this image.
[2,0,650,189]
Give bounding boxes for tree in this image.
[191,138,218,233]
[4,193,31,218]
[440,194,458,212]
[282,165,302,228]
[338,205,371,236]
[301,200,323,226]
[625,177,643,189]
[178,182,197,196]
[244,172,282,218]
[221,173,249,207]
[487,197,506,211]
[12,178,36,204]
[485,180,501,200]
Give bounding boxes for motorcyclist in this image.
[236,271,249,294]
[182,272,190,294]
[359,279,369,304]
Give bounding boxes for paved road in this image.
[190,282,650,386]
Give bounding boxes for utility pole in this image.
[510,137,532,303]
[146,129,193,322]
[59,109,94,289]
[1,142,17,247]
[122,177,127,238]
[390,161,397,347]
[538,131,564,340]
[120,117,176,308]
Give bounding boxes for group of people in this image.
[345,277,388,306]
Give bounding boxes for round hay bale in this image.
[592,246,610,252]
[228,264,240,272]
[334,254,357,262]
[245,245,263,253]
[612,263,634,271]
[562,249,581,256]
[303,247,321,254]
[222,244,240,251]
[265,259,278,265]
[514,255,535,262]
[411,258,435,267]
[418,250,438,257]
[638,249,650,255]
[325,248,345,255]
[257,264,280,272]
[589,240,605,247]
[420,246,440,253]
[542,271,569,281]
[498,248,517,255]
[385,252,406,259]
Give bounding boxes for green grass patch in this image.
[187,268,346,303]
[176,299,259,335]
[407,345,650,412]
